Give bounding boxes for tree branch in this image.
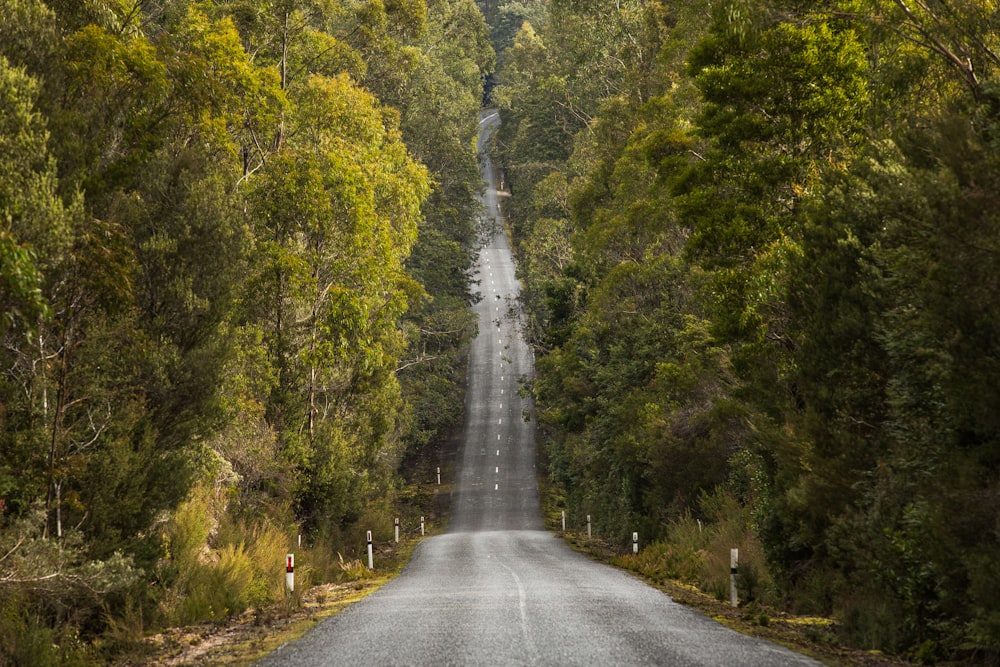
[889,0,980,89]
[394,355,442,373]
[0,536,25,564]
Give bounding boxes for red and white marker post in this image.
[286,553,294,593]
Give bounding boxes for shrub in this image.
[0,595,91,667]
[696,490,775,605]
[617,490,777,607]
[165,486,297,624]
[338,553,375,581]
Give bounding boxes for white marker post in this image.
[285,553,294,593]
[633,532,639,554]
[587,515,592,538]
[367,530,374,570]
[730,548,739,608]
[297,534,301,548]
[420,516,425,536]
[394,517,400,543]
[561,511,566,532]
[436,467,441,485]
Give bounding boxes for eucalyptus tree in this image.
[0,0,499,656]
[245,72,429,528]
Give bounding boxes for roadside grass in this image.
[555,528,911,667]
[536,473,914,667]
[129,434,456,667]
[135,531,430,666]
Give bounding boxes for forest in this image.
[0,0,492,662]
[3,0,1000,664]
[490,0,1000,662]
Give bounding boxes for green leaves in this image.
[0,232,46,335]
[0,55,64,335]
[242,70,431,525]
[502,0,1000,657]
[0,0,490,654]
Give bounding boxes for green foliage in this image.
[337,553,377,581]
[617,490,774,605]
[0,0,490,657]
[0,231,45,335]
[500,0,1000,659]
[489,0,546,63]
[0,52,67,335]
[164,487,293,624]
[0,503,140,665]
[0,597,92,667]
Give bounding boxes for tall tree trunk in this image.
[44,322,71,540]
[275,10,289,150]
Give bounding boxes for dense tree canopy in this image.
[494,0,1000,660]
[0,0,491,660]
[4,0,1000,661]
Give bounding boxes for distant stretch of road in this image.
[256,110,819,666]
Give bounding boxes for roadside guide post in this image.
[730,548,739,608]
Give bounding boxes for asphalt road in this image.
[256,110,819,666]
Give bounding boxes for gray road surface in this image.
[256,110,818,666]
